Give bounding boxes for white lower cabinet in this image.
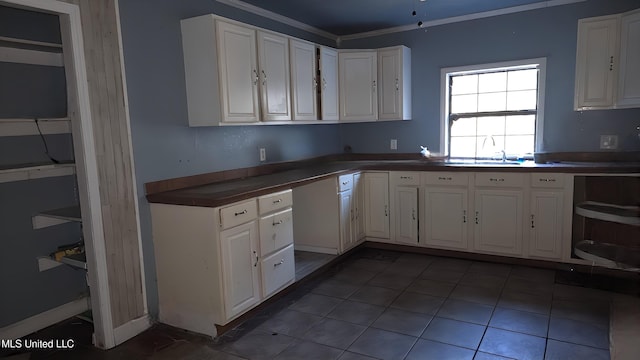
[364,172,390,240]
[339,187,354,252]
[528,173,567,260]
[261,244,295,297]
[424,187,469,250]
[474,189,524,256]
[394,186,419,245]
[353,173,365,242]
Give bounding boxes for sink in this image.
[444,160,526,166]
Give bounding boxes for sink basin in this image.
[444,160,525,166]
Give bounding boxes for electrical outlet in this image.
[600,135,618,150]
[259,148,266,161]
[390,139,397,150]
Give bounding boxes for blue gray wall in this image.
[339,0,640,153]
[0,5,85,328]
[118,0,341,317]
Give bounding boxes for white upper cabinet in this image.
[257,31,291,121]
[617,9,640,107]
[290,39,318,121]
[319,46,339,121]
[339,51,378,121]
[575,8,640,110]
[378,46,412,121]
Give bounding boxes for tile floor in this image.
[5,248,630,360]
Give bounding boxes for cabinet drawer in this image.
[258,190,292,215]
[259,208,293,256]
[338,174,353,192]
[530,173,565,188]
[261,244,295,298]
[423,172,469,186]
[220,199,258,230]
[391,171,420,186]
[475,173,524,188]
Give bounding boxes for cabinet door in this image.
[290,39,318,120]
[364,173,390,239]
[474,189,523,255]
[319,47,339,120]
[378,46,410,120]
[339,51,378,121]
[617,10,640,108]
[216,21,260,123]
[574,16,619,110]
[395,187,419,245]
[220,221,261,320]
[529,191,563,259]
[257,31,291,121]
[339,189,353,253]
[353,173,366,242]
[424,187,469,250]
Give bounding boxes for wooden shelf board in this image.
[0,36,63,49]
[0,162,75,184]
[37,252,87,272]
[0,45,63,67]
[576,201,640,226]
[32,205,82,229]
[0,118,71,136]
[574,240,640,271]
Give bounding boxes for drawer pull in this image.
[400,176,413,180]
[475,211,479,224]
[272,220,284,226]
[489,178,505,182]
[412,209,416,220]
[234,209,248,216]
[531,214,535,228]
[384,205,388,217]
[273,199,282,204]
[463,210,467,223]
[342,181,349,185]
[274,259,285,267]
[253,250,258,267]
[438,176,452,181]
[538,178,556,182]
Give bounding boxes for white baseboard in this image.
[113,314,151,346]
[0,297,90,340]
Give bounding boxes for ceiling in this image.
[230,0,573,36]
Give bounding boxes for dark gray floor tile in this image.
[348,328,417,360]
[544,339,610,360]
[552,284,612,303]
[396,253,437,265]
[346,258,391,273]
[256,309,323,337]
[474,351,516,359]
[450,285,502,306]
[367,273,415,290]
[274,340,342,360]
[151,342,248,360]
[459,273,506,290]
[504,277,554,297]
[478,328,546,360]
[301,318,366,349]
[509,266,555,284]
[420,267,466,283]
[371,308,433,337]
[348,285,401,306]
[489,308,549,337]
[220,331,296,360]
[550,299,609,329]
[405,339,475,360]
[421,317,486,350]
[498,289,552,315]
[326,300,386,326]
[332,267,378,284]
[288,293,343,316]
[382,261,429,277]
[390,291,444,315]
[427,258,472,272]
[312,278,361,299]
[338,351,379,360]
[437,299,495,325]
[548,317,609,349]
[468,262,512,278]
[406,278,456,298]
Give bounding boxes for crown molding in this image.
[216,0,338,42]
[339,0,586,41]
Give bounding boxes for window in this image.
[440,59,546,159]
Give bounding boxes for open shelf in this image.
[574,240,640,271]
[0,162,75,184]
[32,205,81,229]
[575,201,640,226]
[0,35,63,67]
[37,252,87,272]
[0,36,63,49]
[0,117,71,136]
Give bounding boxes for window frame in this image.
[439,58,547,158]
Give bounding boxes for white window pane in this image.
[451,74,478,95]
[451,94,477,113]
[478,92,507,112]
[507,90,537,111]
[478,72,506,93]
[506,115,535,135]
[504,135,534,156]
[450,136,476,158]
[507,69,538,91]
[477,135,505,157]
[451,117,477,136]
[477,116,505,136]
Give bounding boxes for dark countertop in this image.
[146,159,640,208]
